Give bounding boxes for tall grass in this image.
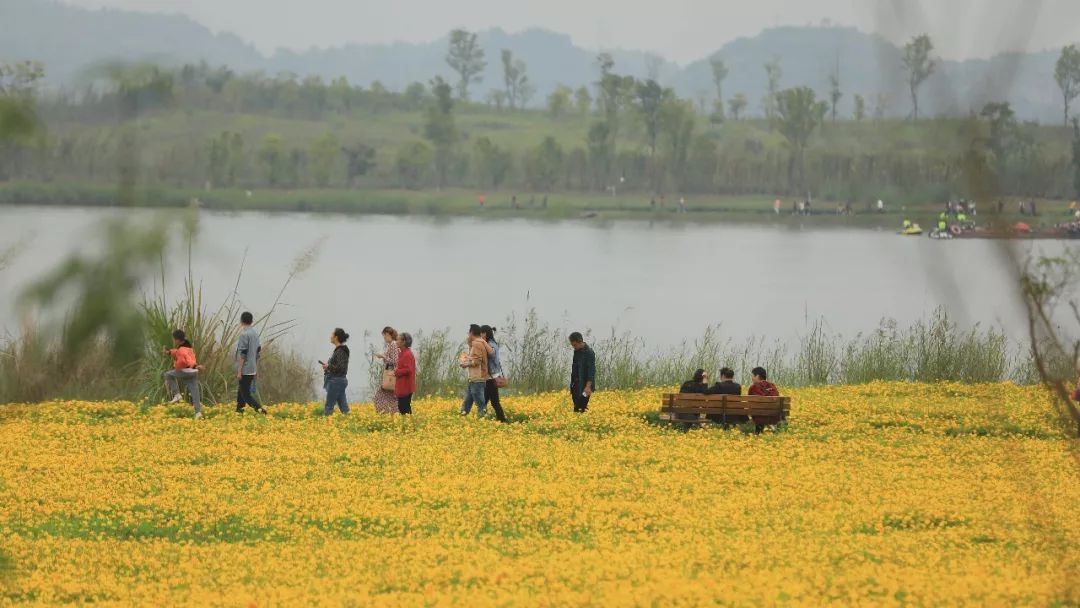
[378,307,1033,399]
[0,226,317,405]
[2,289,1039,404]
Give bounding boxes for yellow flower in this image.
[0,383,1077,605]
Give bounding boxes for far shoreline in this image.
[0,181,1071,231]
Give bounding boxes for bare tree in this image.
[763,57,782,122]
[709,55,728,121]
[828,55,842,122]
[902,34,936,121]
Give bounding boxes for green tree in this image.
[774,87,828,192]
[635,79,670,156]
[473,136,512,189]
[659,98,696,188]
[728,93,748,121]
[525,136,565,192]
[329,76,352,114]
[403,82,428,110]
[341,143,376,188]
[0,61,42,141]
[1055,45,1080,127]
[308,132,340,187]
[258,133,285,187]
[574,86,592,115]
[395,141,431,189]
[980,101,1018,182]
[595,53,620,120]
[853,94,866,122]
[685,134,719,192]
[763,57,782,122]
[586,121,613,190]
[547,84,573,119]
[206,132,229,187]
[446,29,486,101]
[97,62,176,204]
[709,55,728,122]
[903,34,936,121]
[225,132,245,185]
[424,77,457,187]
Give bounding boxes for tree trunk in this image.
[911,84,919,122]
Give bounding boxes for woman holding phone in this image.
[321,328,351,416]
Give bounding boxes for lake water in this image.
[0,206,1067,391]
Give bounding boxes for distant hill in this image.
[0,0,1065,122]
[0,0,265,83]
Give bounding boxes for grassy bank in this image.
[0,181,1074,228]
[1,384,1077,604]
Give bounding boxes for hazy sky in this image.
[59,0,1080,64]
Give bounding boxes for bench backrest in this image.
[661,393,791,416]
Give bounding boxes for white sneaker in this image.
[168,394,183,404]
[194,412,203,420]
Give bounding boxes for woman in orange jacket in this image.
[164,329,202,418]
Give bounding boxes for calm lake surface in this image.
[0,206,1067,388]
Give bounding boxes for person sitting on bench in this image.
[679,369,709,394]
[748,366,780,396]
[707,367,741,395]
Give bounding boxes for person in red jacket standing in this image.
[164,329,202,418]
[747,366,779,396]
[394,332,417,414]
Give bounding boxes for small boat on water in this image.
[898,224,923,236]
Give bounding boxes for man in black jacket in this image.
[568,332,595,413]
[707,367,741,395]
[707,367,744,424]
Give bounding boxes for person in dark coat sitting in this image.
[707,367,741,395]
[707,367,747,425]
[679,369,709,394]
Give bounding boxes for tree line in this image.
[2,31,1080,202]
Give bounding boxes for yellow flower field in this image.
[1,383,1078,606]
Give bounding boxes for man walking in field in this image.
[235,311,266,414]
[568,332,595,413]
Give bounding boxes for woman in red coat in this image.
[394,332,417,414]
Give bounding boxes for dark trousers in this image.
[237,375,263,411]
[397,393,413,415]
[484,379,508,421]
[570,386,590,413]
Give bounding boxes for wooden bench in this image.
[659,393,791,428]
